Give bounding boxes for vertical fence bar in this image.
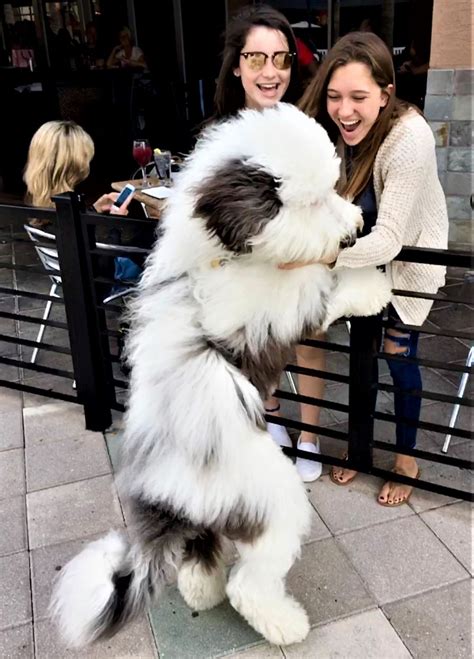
[53,192,113,431]
[347,315,380,472]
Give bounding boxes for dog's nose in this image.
[339,234,357,250]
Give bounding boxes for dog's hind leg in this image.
[226,451,312,646]
[177,530,227,611]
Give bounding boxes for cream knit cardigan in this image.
[335,110,449,326]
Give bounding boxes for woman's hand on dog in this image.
[278,258,336,270]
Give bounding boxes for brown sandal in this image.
[330,453,358,486]
[377,467,421,507]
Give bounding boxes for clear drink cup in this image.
[154,150,172,185]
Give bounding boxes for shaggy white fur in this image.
[177,557,227,611]
[51,103,391,648]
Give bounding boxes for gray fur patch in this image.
[208,330,294,401]
[194,158,282,254]
[219,501,266,543]
[183,530,223,573]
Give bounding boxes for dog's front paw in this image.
[177,560,227,611]
[366,271,392,314]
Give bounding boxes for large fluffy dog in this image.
[52,104,391,647]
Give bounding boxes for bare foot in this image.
[378,455,420,506]
[330,453,358,485]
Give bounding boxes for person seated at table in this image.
[106,27,146,70]
[23,120,131,228]
[23,120,155,288]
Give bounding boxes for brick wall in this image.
[424,69,473,245]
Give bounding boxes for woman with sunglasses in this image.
[213,5,324,482]
[214,5,300,118]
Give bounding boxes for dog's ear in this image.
[194,158,282,253]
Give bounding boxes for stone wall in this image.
[424,69,473,245]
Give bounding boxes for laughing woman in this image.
[296,32,448,505]
[213,5,327,482]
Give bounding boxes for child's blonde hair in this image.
[24,120,94,207]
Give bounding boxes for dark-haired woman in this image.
[212,5,324,481]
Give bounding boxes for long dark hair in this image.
[214,4,301,119]
[299,31,414,199]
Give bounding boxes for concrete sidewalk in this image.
[0,388,471,658]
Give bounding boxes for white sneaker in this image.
[296,438,322,482]
[267,422,293,448]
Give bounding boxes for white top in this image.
[116,46,144,67]
[335,110,449,326]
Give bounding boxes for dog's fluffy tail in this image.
[50,529,180,648]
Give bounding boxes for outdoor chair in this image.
[24,224,139,364]
[24,224,62,363]
[442,345,473,453]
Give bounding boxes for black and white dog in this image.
[52,104,391,647]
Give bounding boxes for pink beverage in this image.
[133,145,152,168]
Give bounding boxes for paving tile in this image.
[307,473,413,535]
[305,503,332,543]
[417,400,471,443]
[22,373,78,408]
[0,408,23,451]
[0,496,27,556]
[434,359,474,391]
[337,516,469,604]
[421,501,473,575]
[0,383,22,414]
[408,440,472,513]
[0,360,20,382]
[230,643,284,657]
[286,538,376,627]
[0,448,25,501]
[104,429,123,473]
[285,608,411,658]
[31,533,106,620]
[428,303,474,332]
[15,269,53,295]
[0,552,31,631]
[439,280,473,305]
[35,616,157,658]
[26,431,111,492]
[418,335,471,367]
[0,623,33,658]
[23,401,97,446]
[27,475,124,548]
[384,579,472,658]
[149,583,262,659]
[320,382,392,424]
[0,318,18,358]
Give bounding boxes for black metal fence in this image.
[0,194,472,500]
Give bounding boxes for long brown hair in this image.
[299,31,413,199]
[214,4,301,119]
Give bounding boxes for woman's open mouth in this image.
[339,119,361,135]
[257,83,280,96]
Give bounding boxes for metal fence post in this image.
[53,192,113,431]
[347,315,380,472]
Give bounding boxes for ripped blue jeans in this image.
[385,305,421,450]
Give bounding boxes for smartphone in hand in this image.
[113,183,135,208]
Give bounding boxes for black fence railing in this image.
[0,194,472,500]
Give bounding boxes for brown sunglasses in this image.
[240,51,295,71]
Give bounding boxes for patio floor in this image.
[0,228,472,657]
